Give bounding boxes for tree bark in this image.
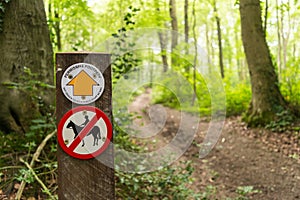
[263,0,268,34]
[0,0,53,133]
[158,31,169,72]
[54,9,62,51]
[191,0,197,105]
[275,0,283,81]
[239,0,288,126]
[213,0,224,78]
[184,0,189,46]
[154,0,169,72]
[169,0,178,66]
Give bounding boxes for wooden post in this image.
[56,53,114,199]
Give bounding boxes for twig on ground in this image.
[19,157,55,199]
[15,130,56,200]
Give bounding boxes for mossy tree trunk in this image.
[0,0,53,133]
[239,0,288,126]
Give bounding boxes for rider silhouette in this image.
[80,115,90,127]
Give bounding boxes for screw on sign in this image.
[57,106,112,159]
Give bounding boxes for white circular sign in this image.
[61,63,105,104]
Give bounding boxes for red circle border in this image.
[57,106,113,160]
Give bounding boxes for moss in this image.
[242,109,276,127]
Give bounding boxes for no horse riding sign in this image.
[57,106,112,159]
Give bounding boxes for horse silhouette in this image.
[66,120,101,147]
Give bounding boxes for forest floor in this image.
[129,89,300,200]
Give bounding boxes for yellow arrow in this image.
[67,70,98,96]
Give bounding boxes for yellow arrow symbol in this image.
[67,70,98,96]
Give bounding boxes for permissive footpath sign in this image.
[61,63,105,104]
[56,53,114,199]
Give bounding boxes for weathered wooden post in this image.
[56,53,114,199]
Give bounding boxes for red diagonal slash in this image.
[68,111,102,151]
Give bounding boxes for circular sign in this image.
[57,106,112,159]
[61,63,105,104]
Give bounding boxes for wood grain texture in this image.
[56,53,114,199]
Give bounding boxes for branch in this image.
[15,130,56,200]
[19,157,56,199]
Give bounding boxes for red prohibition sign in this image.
[57,106,112,159]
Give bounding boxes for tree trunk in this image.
[54,10,62,51]
[158,31,169,72]
[239,0,288,126]
[213,0,224,78]
[0,0,53,133]
[276,0,282,81]
[263,0,268,34]
[184,0,189,46]
[191,0,197,105]
[169,0,178,66]
[205,23,212,69]
[154,0,169,72]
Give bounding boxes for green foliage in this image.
[0,127,57,197]
[152,84,180,108]
[111,6,141,82]
[234,186,261,200]
[46,0,94,51]
[265,110,294,132]
[198,185,217,199]
[16,168,35,183]
[151,68,212,116]
[225,81,251,116]
[0,67,57,197]
[280,58,300,107]
[116,161,200,199]
[113,107,143,152]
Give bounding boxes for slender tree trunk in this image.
[184,0,189,47]
[276,0,282,80]
[158,31,169,72]
[263,0,268,34]
[54,10,62,51]
[184,0,190,75]
[169,0,178,66]
[282,1,291,73]
[0,0,53,133]
[205,23,212,75]
[213,0,225,78]
[235,26,243,81]
[154,0,169,72]
[191,0,197,105]
[210,23,215,71]
[239,0,288,126]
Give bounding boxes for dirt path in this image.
[193,120,300,199]
[129,90,300,200]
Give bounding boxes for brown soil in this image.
[129,89,300,200]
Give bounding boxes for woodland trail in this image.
[129,89,300,200]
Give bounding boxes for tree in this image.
[46,0,94,51]
[184,0,189,47]
[239,0,288,126]
[154,0,169,72]
[169,0,178,66]
[0,0,53,133]
[213,0,225,78]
